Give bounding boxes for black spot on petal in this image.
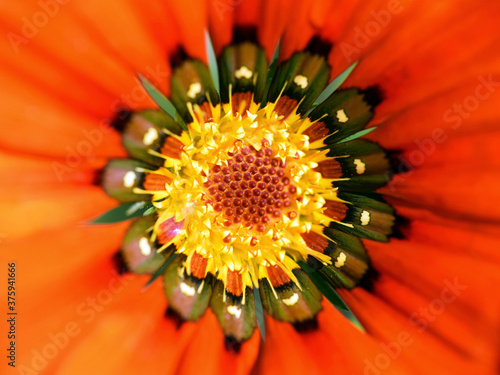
[110,108,132,132]
[358,267,380,292]
[91,168,103,186]
[388,149,415,175]
[306,35,333,57]
[224,335,242,353]
[305,255,323,271]
[112,250,128,275]
[169,46,190,68]
[362,85,384,108]
[292,317,318,333]
[233,25,258,44]
[391,214,411,240]
[164,307,185,329]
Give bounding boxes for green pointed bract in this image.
[163,255,213,321]
[306,228,369,290]
[314,61,358,106]
[321,139,391,192]
[120,216,167,274]
[330,192,395,242]
[121,110,183,167]
[205,30,220,96]
[90,201,154,224]
[268,50,331,114]
[259,39,280,109]
[259,268,322,324]
[218,42,268,104]
[309,88,375,145]
[170,58,219,123]
[333,126,377,145]
[323,227,369,262]
[250,276,266,341]
[298,260,349,312]
[143,247,178,289]
[210,281,257,343]
[138,74,183,123]
[100,159,152,203]
[340,309,366,332]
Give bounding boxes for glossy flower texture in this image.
[2,0,500,374]
[99,31,395,344]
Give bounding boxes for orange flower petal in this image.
[341,286,498,374]
[0,182,116,239]
[0,70,126,158]
[250,308,404,375]
[339,0,500,123]
[164,0,207,59]
[176,310,260,375]
[378,131,500,221]
[0,3,146,104]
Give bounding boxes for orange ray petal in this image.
[338,0,500,123]
[0,183,117,239]
[341,286,499,374]
[164,0,207,59]
[177,310,260,375]
[0,70,126,158]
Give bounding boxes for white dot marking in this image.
[336,109,349,123]
[360,210,371,226]
[282,293,299,306]
[187,82,202,99]
[142,127,158,146]
[335,252,347,268]
[353,159,366,175]
[139,237,152,256]
[123,171,136,188]
[227,305,242,319]
[180,282,196,296]
[293,75,308,89]
[234,66,253,79]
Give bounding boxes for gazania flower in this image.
[2,0,500,374]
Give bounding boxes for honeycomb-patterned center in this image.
[203,142,297,238]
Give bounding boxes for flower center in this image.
[147,103,330,277]
[204,142,297,236]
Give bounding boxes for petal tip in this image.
[292,317,319,333]
[112,250,129,275]
[224,335,242,354]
